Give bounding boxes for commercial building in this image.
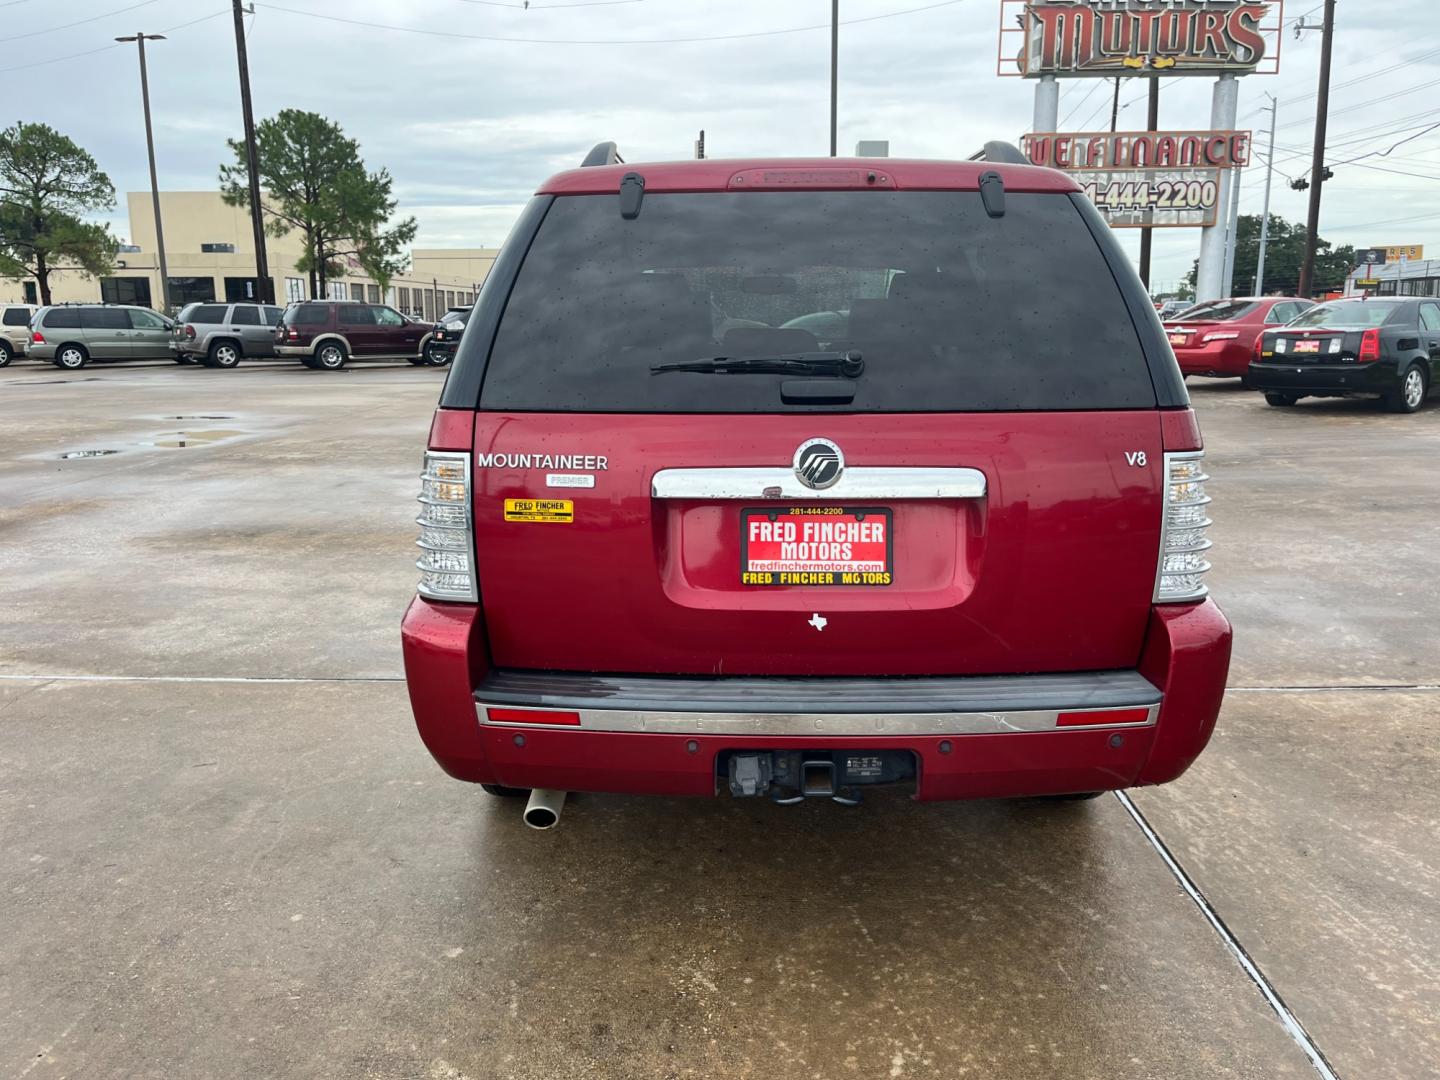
[0,191,499,320]
[1346,258,1440,298]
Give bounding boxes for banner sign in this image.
[1077,169,1223,228]
[998,0,1284,78]
[1369,245,1424,263]
[1023,129,1252,170]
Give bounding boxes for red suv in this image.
[1164,297,1314,379]
[275,300,432,369]
[401,146,1232,827]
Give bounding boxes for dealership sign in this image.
[998,0,1284,78]
[1023,129,1252,170]
[1077,169,1223,228]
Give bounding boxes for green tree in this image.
[1186,214,1357,298]
[0,122,116,305]
[219,109,416,297]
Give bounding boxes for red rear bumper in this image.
[400,597,1232,800]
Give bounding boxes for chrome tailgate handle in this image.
[650,467,987,500]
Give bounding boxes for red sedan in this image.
[1165,297,1315,378]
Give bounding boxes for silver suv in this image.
[172,301,283,368]
[29,304,175,369]
[0,303,36,366]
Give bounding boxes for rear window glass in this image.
[189,304,228,324]
[42,308,81,328]
[1290,301,1409,330]
[3,308,30,326]
[291,305,329,326]
[1174,300,1256,323]
[480,191,1153,412]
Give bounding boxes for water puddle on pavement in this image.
[145,430,244,449]
[55,426,249,459]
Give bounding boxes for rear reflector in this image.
[1057,708,1151,727]
[486,708,582,726]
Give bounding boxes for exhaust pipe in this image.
[523,789,567,830]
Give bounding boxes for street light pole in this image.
[117,32,171,315]
[231,0,272,305]
[829,0,839,156]
[1254,94,1278,296]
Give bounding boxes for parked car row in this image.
[0,299,465,370]
[1163,295,1437,414]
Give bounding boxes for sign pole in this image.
[1221,162,1244,297]
[1195,74,1239,303]
[1033,74,1059,136]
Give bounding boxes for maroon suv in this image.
[275,300,432,369]
[401,146,1232,828]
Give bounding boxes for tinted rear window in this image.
[1290,301,1410,330]
[479,191,1153,413]
[3,308,30,326]
[42,309,81,328]
[230,306,260,326]
[189,304,229,324]
[1175,300,1256,323]
[291,305,330,326]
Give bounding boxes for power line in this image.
[8,0,162,41]
[251,0,967,45]
[455,0,645,6]
[0,8,229,73]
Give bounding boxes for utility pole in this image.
[829,0,839,156]
[116,32,171,314]
[1109,77,1121,132]
[1195,73,1239,302]
[1254,93,1278,295]
[1138,78,1160,290]
[1298,0,1337,299]
[231,0,272,305]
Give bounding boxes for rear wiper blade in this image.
[651,351,863,378]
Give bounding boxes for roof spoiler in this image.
[968,141,1030,165]
[581,141,625,167]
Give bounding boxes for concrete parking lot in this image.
[1,361,1436,1079]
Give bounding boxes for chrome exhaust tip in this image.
[523,789,567,830]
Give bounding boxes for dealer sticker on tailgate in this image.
[741,507,893,587]
[504,498,573,523]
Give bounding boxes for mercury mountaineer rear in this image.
[400,144,1232,825]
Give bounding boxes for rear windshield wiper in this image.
[651,351,863,378]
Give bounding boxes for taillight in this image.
[184,324,196,340]
[415,451,476,601]
[1358,328,1382,363]
[1155,452,1212,603]
[287,328,298,340]
[30,330,45,345]
[1253,334,1267,361]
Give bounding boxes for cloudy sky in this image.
[7,0,1438,292]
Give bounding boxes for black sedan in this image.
[1249,297,1439,414]
[422,306,471,366]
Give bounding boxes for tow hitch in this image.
[723,750,915,805]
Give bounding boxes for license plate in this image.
[1168,332,1188,346]
[741,507,893,587]
[1294,340,1320,353]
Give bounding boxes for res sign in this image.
[998,0,1284,78]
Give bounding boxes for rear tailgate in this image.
[461,182,1180,680]
[472,411,1162,676]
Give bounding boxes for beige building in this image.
[0,191,499,321]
